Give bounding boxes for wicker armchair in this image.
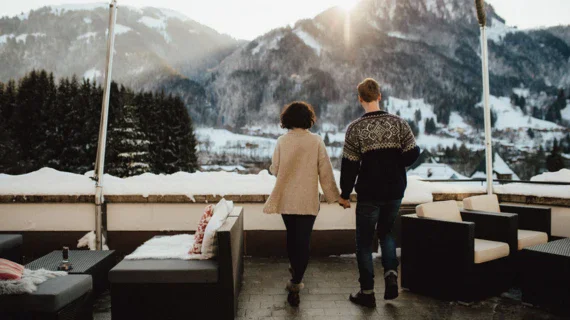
[463,194,551,251]
[401,201,517,302]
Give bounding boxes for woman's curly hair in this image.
[280,101,316,130]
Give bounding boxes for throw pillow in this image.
[0,258,25,281]
[189,204,214,254]
[201,199,234,258]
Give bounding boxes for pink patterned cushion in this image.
[189,205,215,254]
[0,258,25,280]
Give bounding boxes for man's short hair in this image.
[357,78,381,103]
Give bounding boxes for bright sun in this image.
[337,0,359,10]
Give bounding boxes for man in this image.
[339,78,420,307]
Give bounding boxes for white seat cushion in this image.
[463,194,501,213]
[474,238,510,264]
[517,229,548,250]
[416,200,462,222]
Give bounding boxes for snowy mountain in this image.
[0,3,241,123]
[205,0,569,149]
[1,0,569,151]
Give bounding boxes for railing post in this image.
[93,0,118,250]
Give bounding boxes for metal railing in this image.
[421,178,570,186]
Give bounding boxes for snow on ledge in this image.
[0,168,568,203]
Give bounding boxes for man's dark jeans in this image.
[282,214,317,284]
[356,199,402,291]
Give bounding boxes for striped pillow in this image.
[0,258,25,280]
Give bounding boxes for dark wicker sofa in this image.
[0,275,93,320]
[0,234,23,264]
[109,207,244,320]
[401,201,518,302]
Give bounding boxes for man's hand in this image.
[338,197,351,209]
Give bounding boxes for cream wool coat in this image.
[263,129,341,216]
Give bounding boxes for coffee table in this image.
[27,250,117,295]
[521,238,570,316]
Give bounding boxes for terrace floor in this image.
[93,257,564,320]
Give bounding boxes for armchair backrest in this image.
[416,200,463,222]
[463,194,500,213]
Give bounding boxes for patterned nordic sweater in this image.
[340,111,420,202]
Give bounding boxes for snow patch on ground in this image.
[487,18,517,43]
[252,34,284,55]
[77,32,98,41]
[83,17,92,24]
[107,24,132,36]
[196,128,277,158]
[387,31,418,41]
[293,29,322,56]
[531,169,570,183]
[50,3,107,15]
[83,68,101,80]
[480,95,562,130]
[562,105,570,122]
[407,163,467,180]
[0,34,15,45]
[155,8,191,21]
[138,16,171,42]
[513,88,530,98]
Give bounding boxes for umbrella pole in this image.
[475,0,494,195]
[93,0,118,250]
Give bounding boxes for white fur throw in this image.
[125,234,207,260]
[0,269,67,295]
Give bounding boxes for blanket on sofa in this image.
[125,234,207,260]
[0,269,67,295]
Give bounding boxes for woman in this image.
[263,101,340,307]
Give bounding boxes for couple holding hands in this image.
[263,78,420,307]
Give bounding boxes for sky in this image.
[2,0,570,40]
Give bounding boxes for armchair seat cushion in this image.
[474,239,509,264]
[517,229,548,250]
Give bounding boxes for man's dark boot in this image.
[384,271,399,300]
[349,291,376,308]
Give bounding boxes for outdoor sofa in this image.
[401,200,518,302]
[109,207,244,320]
[0,275,93,320]
[0,234,23,264]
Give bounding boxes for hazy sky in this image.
[3,0,570,40]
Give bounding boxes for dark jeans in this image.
[356,199,402,291]
[282,214,316,284]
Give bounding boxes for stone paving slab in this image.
[94,257,565,320]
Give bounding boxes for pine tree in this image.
[425,118,437,135]
[527,128,535,139]
[407,120,419,137]
[107,85,150,177]
[414,109,422,123]
[324,133,330,146]
[546,139,565,172]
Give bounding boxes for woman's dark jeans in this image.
[282,214,317,284]
[356,199,402,291]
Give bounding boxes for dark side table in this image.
[521,238,570,316]
[27,250,117,295]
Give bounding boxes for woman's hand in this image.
[338,197,351,209]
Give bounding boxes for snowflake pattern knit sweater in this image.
[341,111,421,201]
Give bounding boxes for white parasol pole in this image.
[475,0,494,195]
[93,0,118,250]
